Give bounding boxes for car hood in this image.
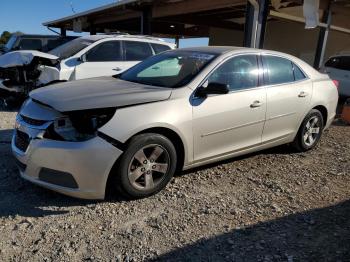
[0,50,58,68]
[30,76,173,112]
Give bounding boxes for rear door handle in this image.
[250,101,262,108]
[113,67,122,71]
[298,91,308,98]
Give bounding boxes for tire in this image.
[292,109,324,152]
[113,133,177,199]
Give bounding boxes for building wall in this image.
[208,19,350,65]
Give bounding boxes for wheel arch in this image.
[104,126,186,197]
[130,127,186,174]
[312,105,328,128]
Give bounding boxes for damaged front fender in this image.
[0,51,60,96]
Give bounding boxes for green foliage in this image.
[0,31,24,46]
[0,31,11,45]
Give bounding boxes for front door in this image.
[192,55,266,162]
[74,40,131,80]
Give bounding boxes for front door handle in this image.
[250,101,262,108]
[113,67,122,71]
[298,91,309,98]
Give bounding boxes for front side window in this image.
[48,38,96,59]
[207,55,259,91]
[18,39,42,51]
[124,41,153,61]
[119,51,217,88]
[263,56,294,85]
[85,41,122,62]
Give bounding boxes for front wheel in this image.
[113,133,177,199]
[292,109,324,152]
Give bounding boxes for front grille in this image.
[20,115,47,126]
[14,130,30,152]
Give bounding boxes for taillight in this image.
[332,79,339,90]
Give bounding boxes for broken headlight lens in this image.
[52,108,116,141]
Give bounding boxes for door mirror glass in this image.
[197,82,229,97]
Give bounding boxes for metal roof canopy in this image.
[43,0,350,38]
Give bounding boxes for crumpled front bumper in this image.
[12,112,123,200]
[0,78,22,94]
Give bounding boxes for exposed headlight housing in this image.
[47,108,116,142]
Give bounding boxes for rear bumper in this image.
[12,134,122,200]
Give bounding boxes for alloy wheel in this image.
[127,144,170,191]
[303,116,321,147]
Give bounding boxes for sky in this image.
[0,0,208,47]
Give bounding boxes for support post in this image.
[60,28,67,37]
[313,7,332,69]
[243,0,255,47]
[90,25,96,35]
[175,36,180,48]
[243,0,269,48]
[141,6,152,35]
[256,0,269,49]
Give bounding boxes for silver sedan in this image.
[12,47,338,199]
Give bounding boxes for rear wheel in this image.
[292,109,324,152]
[113,133,177,199]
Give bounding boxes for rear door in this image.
[74,40,124,79]
[261,55,312,142]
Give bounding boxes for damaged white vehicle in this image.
[0,34,175,99]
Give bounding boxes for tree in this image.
[0,31,11,45]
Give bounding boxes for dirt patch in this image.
[0,110,349,261]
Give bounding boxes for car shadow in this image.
[152,199,350,261]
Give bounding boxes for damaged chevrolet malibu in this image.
[12,47,338,199]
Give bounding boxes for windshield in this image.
[48,38,96,59]
[119,50,217,88]
[5,35,17,50]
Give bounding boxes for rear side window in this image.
[18,39,42,51]
[151,43,171,54]
[293,63,306,81]
[325,56,350,71]
[263,56,294,85]
[124,41,153,61]
[207,55,259,91]
[86,41,122,62]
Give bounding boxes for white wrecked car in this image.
[0,35,175,98]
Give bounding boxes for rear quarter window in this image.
[293,63,307,81]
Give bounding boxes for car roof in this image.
[14,34,76,39]
[79,34,174,46]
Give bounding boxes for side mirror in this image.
[78,54,87,63]
[196,82,229,97]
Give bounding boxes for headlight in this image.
[50,108,116,141]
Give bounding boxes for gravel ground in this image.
[0,109,349,262]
